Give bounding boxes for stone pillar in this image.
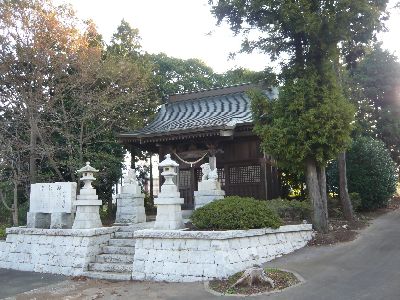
[209,155,216,170]
[154,154,184,230]
[72,162,103,229]
[194,162,225,209]
[115,169,146,224]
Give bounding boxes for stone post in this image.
[115,169,146,224]
[72,162,103,229]
[154,154,184,230]
[194,162,225,209]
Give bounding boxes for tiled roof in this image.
[119,83,278,142]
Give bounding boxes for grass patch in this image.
[208,268,300,296]
[0,224,9,240]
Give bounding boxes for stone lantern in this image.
[72,162,103,229]
[154,154,184,230]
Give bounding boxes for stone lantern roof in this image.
[159,154,179,168]
[77,162,99,174]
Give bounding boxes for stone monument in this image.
[115,169,146,224]
[72,162,103,229]
[27,182,77,229]
[194,162,225,209]
[154,154,184,230]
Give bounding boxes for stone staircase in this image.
[83,226,136,280]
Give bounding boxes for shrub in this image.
[328,136,398,210]
[18,201,29,226]
[144,193,156,215]
[349,192,362,212]
[191,196,283,230]
[0,224,8,240]
[266,198,312,221]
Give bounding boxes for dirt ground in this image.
[309,195,400,246]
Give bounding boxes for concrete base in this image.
[72,205,102,229]
[27,212,51,229]
[50,213,74,229]
[194,189,225,209]
[154,195,184,230]
[115,194,146,224]
[197,180,221,191]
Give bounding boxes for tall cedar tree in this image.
[210,0,389,232]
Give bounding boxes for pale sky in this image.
[58,0,400,73]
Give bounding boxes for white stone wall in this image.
[132,224,313,282]
[0,227,117,276]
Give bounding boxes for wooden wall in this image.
[158,135,281,209]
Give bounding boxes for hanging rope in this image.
[172,151,208,168]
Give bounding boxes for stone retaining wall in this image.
[0,227,117,276]
[132,224,313,282]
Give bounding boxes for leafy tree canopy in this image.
[349,44,400,165]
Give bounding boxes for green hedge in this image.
[191,196,283,230]
[328,136,398,210]
[266,198,312,221]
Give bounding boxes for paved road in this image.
[265,208,400,300]
[2,209,400,299]
[0,269,65,299]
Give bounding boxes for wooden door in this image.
[178,169,194,209]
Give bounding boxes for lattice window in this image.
[179,170,191,188]
[229,165,261,184]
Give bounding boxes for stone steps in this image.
[95,253,134,264]
[102,245,135,255]
[109,238,136,247]
[83,271,132,281]
[84,227,137,281]
[88,262,133,273]
[114,231,135,239]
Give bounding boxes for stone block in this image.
[134,248,148,261]
[121,182,141,195]
[72,205,102,229]
[50,212,74,229]
[184,239,198,250]
[203,263,218,278]
[179,250,190,263]
[27,212,51,229]
[29,182,77,214]
[197,240,211,251]
[197,180,221,191]
[187,263,204,277]
[142,239,154,249]
[199,251,215,264]
[115,194,146,224]
[133,260,145,272]
[132,271,146,280]
[194,189,225,209]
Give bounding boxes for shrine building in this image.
[118,83,281,210]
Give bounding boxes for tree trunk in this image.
[231,267,275,288]
[338,152,354,221]
[317,165,328,223]
[306,159,329,233]
[12,180,18,226]
[29,119,37,184]
[149,154,153,200]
